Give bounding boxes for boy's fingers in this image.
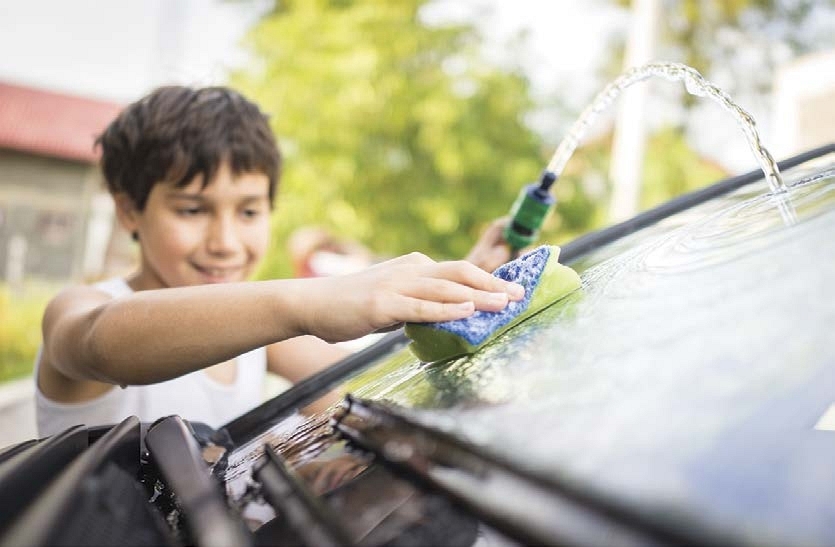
[398,297,475,323]
[432,261,524,299]
[377,296,475,330]
[402,277,473,302]
[403,278,512,312]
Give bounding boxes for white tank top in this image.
[35,278,267,437]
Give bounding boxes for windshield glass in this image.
[342,158,835,546]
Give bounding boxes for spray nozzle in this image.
[503,170,558,252]
[537,171,557,192]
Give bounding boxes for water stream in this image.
[546,62,787,197]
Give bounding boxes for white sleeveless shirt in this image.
[35,278,267,437]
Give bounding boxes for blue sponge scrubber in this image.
[404,245,581,362]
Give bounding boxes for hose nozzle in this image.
[503,170,557,252]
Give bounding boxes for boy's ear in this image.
[113,193,140,235]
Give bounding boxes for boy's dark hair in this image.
[96,86,281,210]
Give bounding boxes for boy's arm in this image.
[42,253,524,387]
[41,280,310,386]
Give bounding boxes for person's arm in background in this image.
[465,217,513,272]
[266,336,348,414]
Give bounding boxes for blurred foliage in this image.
[0,283,52,382]
[639,126,727,208]
[230,0,737,278]
[232,0,546,277]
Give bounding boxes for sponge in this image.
[404,245,581,362]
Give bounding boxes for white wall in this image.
[773,50,835,160]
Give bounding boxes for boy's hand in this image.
[465,217,513,272]
[301,252,525,343]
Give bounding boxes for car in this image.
[1,143,833,547]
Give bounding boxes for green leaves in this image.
[233,0,744,281]
[231,0,544,277]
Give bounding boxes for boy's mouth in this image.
[193,264,244,281]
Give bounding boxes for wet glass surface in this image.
[341,159,835,546]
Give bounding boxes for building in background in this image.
[0,82,132,286]
[0,1,265,288]
[773,50,835,163]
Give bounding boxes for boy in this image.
[35,86,522,437]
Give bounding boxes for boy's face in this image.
[122,162,272,290]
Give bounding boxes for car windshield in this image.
[327,157,835,546]
[219,152,835,547]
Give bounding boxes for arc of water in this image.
[546,62,786,195]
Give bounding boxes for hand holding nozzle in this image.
[503,170,557,256]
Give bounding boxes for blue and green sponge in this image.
[404,245,581,362]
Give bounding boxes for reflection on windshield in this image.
[345,161,835,547]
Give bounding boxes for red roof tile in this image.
[0,81,123,163]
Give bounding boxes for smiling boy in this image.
[35,86,522,436]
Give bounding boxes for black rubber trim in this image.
[146,415,253,547]
[0,439,38,466]
[254,444,354,547]
[333,396,766,547]
[0,425,88,533]
[0,418,144,546]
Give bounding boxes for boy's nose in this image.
[206,217,241,255]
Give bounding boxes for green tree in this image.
[231,0,546,278]
[0,283,53,382]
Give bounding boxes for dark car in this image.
[1,143,833,547]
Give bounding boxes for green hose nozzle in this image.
[503,170,557,252]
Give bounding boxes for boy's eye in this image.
[241,208,263,218]
[177,207,204,216]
